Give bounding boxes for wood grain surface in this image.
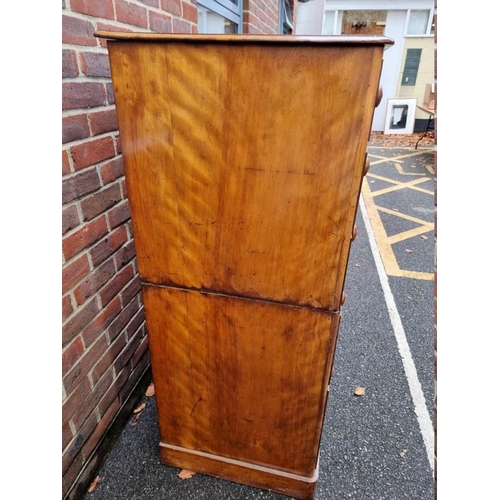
[107,40,384,310]
[144,285,340,477]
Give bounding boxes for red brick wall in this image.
[62,1,294,498]
[62,1,198,499]
[243,0,280,34]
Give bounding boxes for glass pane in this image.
[224,19,237,33]
[322,12,335,35]
[408,10,429,35]
[198,7,237,34]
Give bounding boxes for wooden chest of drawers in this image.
[96,32,392,499]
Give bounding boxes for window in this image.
[197,0,242,34]
[407,10,434,36]
[279,0,293,34]
[401,48,422,86]
[340,10,387,35]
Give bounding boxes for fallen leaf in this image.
[354,387,365,396]
[421,235,428,240]
[400,449,407,457]
[88,476,100,493]
[134,403,146,414]
[146,383,155,397]
[178,469,196,480]
[369,131,435,148]
[405,249,413,253]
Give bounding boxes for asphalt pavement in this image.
[83,144,435,500]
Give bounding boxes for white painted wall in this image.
[372,10,407,131]
[324,0,433,10]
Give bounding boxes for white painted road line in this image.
[360,192,435,472]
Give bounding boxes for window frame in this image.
[405,9,435,37]
[278,0,294,34]
[197,0,243,33]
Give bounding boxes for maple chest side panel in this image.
[108,41,383,310]
[143,285,340,477]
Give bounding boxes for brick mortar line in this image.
[62,75,112,84]
[63,363,152,498]
[62,7,196,32]
[62,249,92,283]
[95,155,123,185]
[62,215,112,261]
[62,232,131,280]
[68,293,79,320]
[62,150,122,187]
[62,105,117,119]
[61,176,116,204]
[62,44,111,55]
[62,293,101,330]
[62,288,142,377]
[64,147,76,173]
[62,130,119,149]
[123,303,145,343]
[62,208,128,259]
[69,303,143,375]
[62,364,114,453]
[61,165,120,192]
[250,6,278,27]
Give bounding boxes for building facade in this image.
[320,0,436,132]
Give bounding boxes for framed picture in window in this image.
[383,98,417,134]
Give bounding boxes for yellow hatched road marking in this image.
[424,164,435,175]
[362,178,433,281]
[387,225,433,245]
[377,206,432,226]
[368,153,403,164]
[393,162,425,176]
[370,176,433,197]
[368,150,425,165]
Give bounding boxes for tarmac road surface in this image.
[83,145,435,500]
